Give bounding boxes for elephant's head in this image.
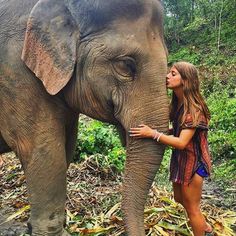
[22,0,169,234]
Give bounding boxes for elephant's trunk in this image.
[120,91,169,235]
[122,138,166,235]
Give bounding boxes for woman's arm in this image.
[129,124,196,150]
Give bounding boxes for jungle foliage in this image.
[75,0,236,185]
[163,0,236,64]
[75,118,125,173]
[163,0,236,184]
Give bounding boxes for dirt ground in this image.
[0,153,122,236]
[0,153,235,236]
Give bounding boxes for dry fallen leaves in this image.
[0,153,235,235]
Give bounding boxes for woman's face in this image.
[166,66,183,90]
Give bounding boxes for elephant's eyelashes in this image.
[112,57,137,81]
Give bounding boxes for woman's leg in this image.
[0,154,3,167]
[173,182,183,205]
[181,174,211,236]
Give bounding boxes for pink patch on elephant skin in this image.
[21,22,72,95]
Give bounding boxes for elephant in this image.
[0,0,169,235]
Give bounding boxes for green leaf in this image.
[0,205,30,225]
[157,221,191,236]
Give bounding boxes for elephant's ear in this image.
[21,0,77,95]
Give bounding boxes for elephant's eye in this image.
[112,57,137,81]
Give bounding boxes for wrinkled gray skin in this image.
[0,0,169,235]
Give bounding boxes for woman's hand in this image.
[129,124,156,139]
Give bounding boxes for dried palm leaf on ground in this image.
[0,153,235,236]
[65,184,236,235]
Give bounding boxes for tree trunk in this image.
[217,0,224,51]
[191,0,195,22]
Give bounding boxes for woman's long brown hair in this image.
[169,61,210,126]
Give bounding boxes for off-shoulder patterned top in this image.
[169,105,212,185]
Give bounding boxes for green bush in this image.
[75,118,125,172]
[201,77,236,183]
[213,159,236,183]
[168,47,201,65]
[206,85,236,161]
[156,148,172,188]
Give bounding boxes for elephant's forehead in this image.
[108,17,163,47]
[67,0,163,39]
[112,16,159,34]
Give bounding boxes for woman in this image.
[129,61,213,236]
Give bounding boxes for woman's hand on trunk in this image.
[129,124,156,139]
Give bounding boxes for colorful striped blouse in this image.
[169,105,212,185]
